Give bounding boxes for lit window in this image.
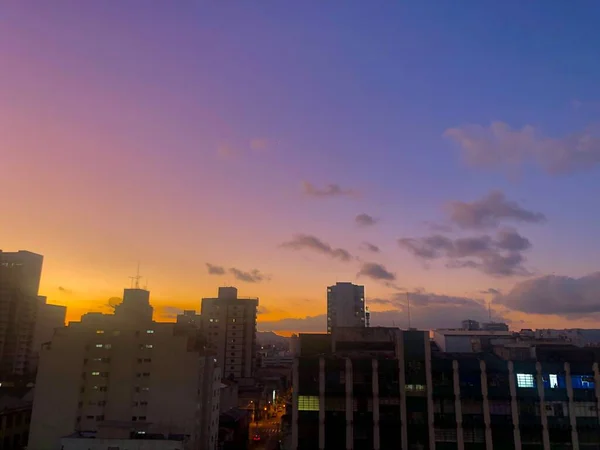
[96,330,104,334]
[146,330,154,334]
[549,374,558,389]
[298,395,319,411]
[95,344,103,348]
[145,344,153,349]
[517,373,535,388]
[104,344,112,349]
[405,384,426,392]
[92,371,100,376]
[209,319,214,322]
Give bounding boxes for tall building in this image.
[29,296,67,373]
[201,287,258,382]
[326,282,365,333]
[292,327,600,450]
[29,287,221,450]
[0,250,44,377]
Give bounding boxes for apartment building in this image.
[201,287,258,382]
[326,282,365,333]
[292,327,600,450]
[28,288,221,450]
[0,250,44,377]
[29,296,66,373]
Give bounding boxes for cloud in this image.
[302,181,357,198]
[355,213,378,227]
[257,305,269,315]
[494,272,600,317]
[258,291,506,332]
[423,221,453,233]
[156,306,184,320]
[399,229,532,277]
[480,288,501,295]
[444,121,600,174]
[361,242,380,253]
[206,263,226,275]
[447,191,546,229]
[281,234,352,261]
[58,286,73,294]
[250,138,271,151]
[228,268,269,283]
[357,262,396,281]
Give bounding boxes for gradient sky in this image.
[3,2,600,334]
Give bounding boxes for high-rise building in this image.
[0,250,44,377]
[29,287,221,450]
[201,287,258,382]
[29,296,67,373]
[326,282,365,333]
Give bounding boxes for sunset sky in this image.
[2,2,600,335]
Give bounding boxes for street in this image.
[250,416,281,450]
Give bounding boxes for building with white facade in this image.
[326,282,365,333]
[201,287,258,382]
[29,287,220,450]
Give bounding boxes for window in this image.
[572,402,597,417]
[298,395,319,411]
[146,330,154,334]
[572,375,595,390]
[92,371,100,376]
[95,344,103,348]
[104,344,112,349]
[145,344,153,349]
[405,384,426,392]
[435,428,457,442]
[96,330,104,334]
[517,373,535,388]
[549,374,558,388]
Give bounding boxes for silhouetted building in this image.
[326,282,365,333]
[201,287,258,382]
[482,322,510,332]
[462,319,480,331]
[29,296,66,374]
[0,250,44,377]
[29,287,221,450]
[292,327,600,450]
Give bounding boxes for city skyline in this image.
[3,2,600,335]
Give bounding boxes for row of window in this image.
[516,373,595,389]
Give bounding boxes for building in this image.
[201,287,258,382]
[482,322,510,332]
[28,287,221,450]
[461,320,480,331]
[176,310,202,329]
[0,388,33,450]
[29,296,67,373]
[326,282,365,333]
[292,327,600,450]
[0,250,44,377]
[433,329,513,353]
[261,353,294,368]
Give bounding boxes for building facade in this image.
[29,296,66,374]
[326,282,365,333]
[0,250,44,377]
[28,288,221,450]
[292,327,600,450]
[201,287,258,382]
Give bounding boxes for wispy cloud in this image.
[355,213,378,227]
[361,242,380,253]
[58,286,73,294]
[447,190,545,229]
[281,234,352,261]
[206,263,226,275]
[444,121,600,175]
[357,262,396,281]
[229,268,269,283]
[302,181,358,198]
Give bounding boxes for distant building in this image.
[326,282,365,333]
[433,328,513,353]
[30,296,67,373]
[0,388,33,450]
[29,287,221,450]
[201,287,258,382]
[0,250,44,377]
[176,310,202,328]
[482,321,509,332]
[461,319,480,331]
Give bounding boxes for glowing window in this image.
[92,371,100,376]
[145,344,153,349]
[549,374,558,389]
[95,344,103,348]
[96,330,104,334]
[146,330,154,334]
[298,395,319,411]
[517,373,535,388]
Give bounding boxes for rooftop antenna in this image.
[407,292,412,329]
[129,262,142,289]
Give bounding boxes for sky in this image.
[2,1,600,335]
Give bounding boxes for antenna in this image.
[129,262,142,289]
[407,292,411,329]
